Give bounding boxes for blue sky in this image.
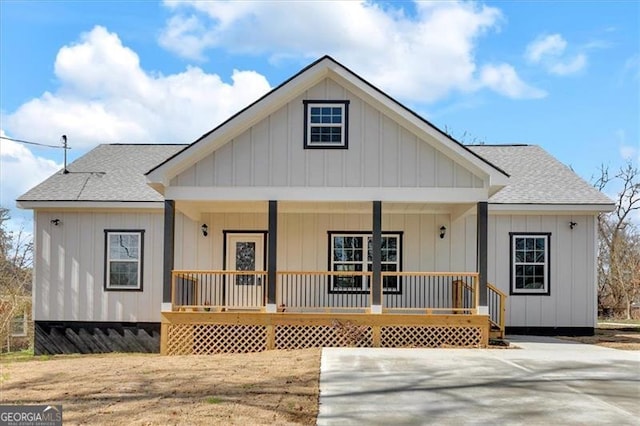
[0,1,638,232]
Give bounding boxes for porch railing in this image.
[277,271,372,311]
[172,270,267,311]
[487,283,507,338]
[382,272,479,314]
[170,270,497,319]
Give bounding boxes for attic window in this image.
[304,100,349,149]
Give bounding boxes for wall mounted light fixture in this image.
[50,219,61,226]
[201,223,209,237]
[569,221,577,230]
[439,225,447,239]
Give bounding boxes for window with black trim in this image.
[304,100,349,148]
[329,232,401,293]
[510,233,550,295]
[105,230,144,291]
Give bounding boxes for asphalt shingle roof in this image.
[18,143,612,206]
[18,144,186,202]
[468,144,613,205]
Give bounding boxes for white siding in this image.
[34,210,164,322]
[170,78,485,190]
[174,212,268,270]
[174,211,453,273]
[485,214,597,328]
[36,206,598,329]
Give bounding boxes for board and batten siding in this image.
[174,210,598,328]
[173,211,452,272]
[174,211,455,310]
[34,210,164,322]
[454,213,597,328]
[170,77,485,190]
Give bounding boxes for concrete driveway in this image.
[318,336,639,425]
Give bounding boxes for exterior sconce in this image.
[201,224,208,237]
[569,221,577,230]
[50,219,61,226]
[439,225,447,239]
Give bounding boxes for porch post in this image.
[477,201,488,314]
[162,199,175,311]
[371,201,382,313]
[266,200,278,313]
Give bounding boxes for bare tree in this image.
[0,207,33,350]
[595,162,640,319]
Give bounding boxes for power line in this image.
[0,135,70,149]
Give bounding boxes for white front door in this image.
[225,233,265,308]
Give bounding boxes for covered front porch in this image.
[159,200,505,354]
[161,269,505,354]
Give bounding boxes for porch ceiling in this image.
[175,200,476,220]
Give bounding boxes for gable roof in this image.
[468,145,613,206]
[17,144,186,205]
[146,55,509,191]
[18,143,613,210]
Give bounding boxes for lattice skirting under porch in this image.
[162,313,488,355]
[380,326,483,348]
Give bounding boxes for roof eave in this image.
[17,200,165,210]
[328,64,510,180]
[489,203,616,213]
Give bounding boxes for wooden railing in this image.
[487,283,507,338]
[170,270,504,323]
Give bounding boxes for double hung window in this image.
[105,230,144,291]
[510,233,550,295]
[329,232,401,293]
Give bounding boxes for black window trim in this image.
[104,229,145,292]
[509,232,551,296]
[327,230,403,295]
[303,99,350,149]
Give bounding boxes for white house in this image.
[18,56,614,355]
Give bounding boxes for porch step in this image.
[489,322,504,339]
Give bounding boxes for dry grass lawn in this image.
[557,327,640,350]
[0,349,320,425]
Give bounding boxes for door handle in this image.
[256,276,262,286]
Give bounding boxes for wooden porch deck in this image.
[161,271,506,355]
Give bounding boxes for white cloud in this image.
[3,26,272,150]
[525,33,587,76]
[159,0,543,101]
[525,34,567,63]
[480,64,546,99]
[548,54,587,76]
[616,129,640,163]
[0,130,61,212]
[1,25,273,236]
